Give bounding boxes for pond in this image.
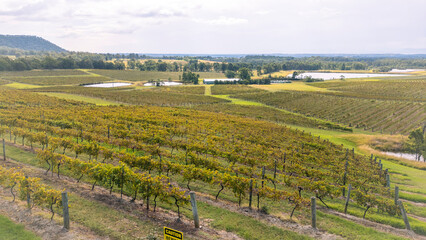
[390,69,424,73]
[143,82,183,86]
[84,82,132,88]
[288,72,407,80]
[382,151,424,162]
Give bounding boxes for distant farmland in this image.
[89,69,225,81]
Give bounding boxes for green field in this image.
[37,92,121,105]
[251,81,331,92]
[4,82,46,89]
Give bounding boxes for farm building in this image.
[203,78,241,84]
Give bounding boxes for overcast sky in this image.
[1,0,425,54]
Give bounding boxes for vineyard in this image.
[0,70,425,239]
[192,103,352,131]
[0,89,394,212]
[145,85,206,95]
[233,91,426,134]
[32,86,228,106]
[1,87,424,240]
[211,85,266,95]
[308,78,426,101]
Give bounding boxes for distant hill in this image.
[0,35,66,52]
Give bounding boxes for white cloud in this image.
[195,16,248,26]
[0,0,425,53]
[298,7,341,19]
[254,10,271,15]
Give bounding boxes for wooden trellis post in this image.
[311,197,316,229]
[2,138,5,161]
[190,192,200,228]
[344,184,352,214]
[62,192,70,230]
[397,200,411,230]
[394,186,399,205]
[249,179,253,209]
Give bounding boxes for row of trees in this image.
[0,56,250,72]
[1,55,425,73]
[0,56,125,71]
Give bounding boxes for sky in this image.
[1,0,425,54]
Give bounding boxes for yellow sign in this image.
[164,227,183,240]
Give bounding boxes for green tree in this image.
[127,59,136,70]
[157,61,168,71]
[238,67,251,80]
[408,127,425,161]
[41,56,58,69]
[144,60,157,71]
[182,71,199,84]
[58,57,76,69]
[225,70,236,78]
[113,60,125,70]
[256,66,262,76]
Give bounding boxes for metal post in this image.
[190,192,200,228]
[249,179,253,209]
[2,138,5,161]
[120,166,124,199]
[397,200,411,230]
[311,197,316,229]
[395,186,399,205]
[25,176,30,209]
[274,160,277,180]
[62,192,70,230]
[344,184,351,214]
[386,174,390,188]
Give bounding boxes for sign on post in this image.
[164,227,183,240]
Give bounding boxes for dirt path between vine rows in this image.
[200,190,425,240]
[195,193,342,240]
[319,207,425,240]
[400,190,426,207]
[193,188,426,240]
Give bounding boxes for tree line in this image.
[0,54,425,73]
